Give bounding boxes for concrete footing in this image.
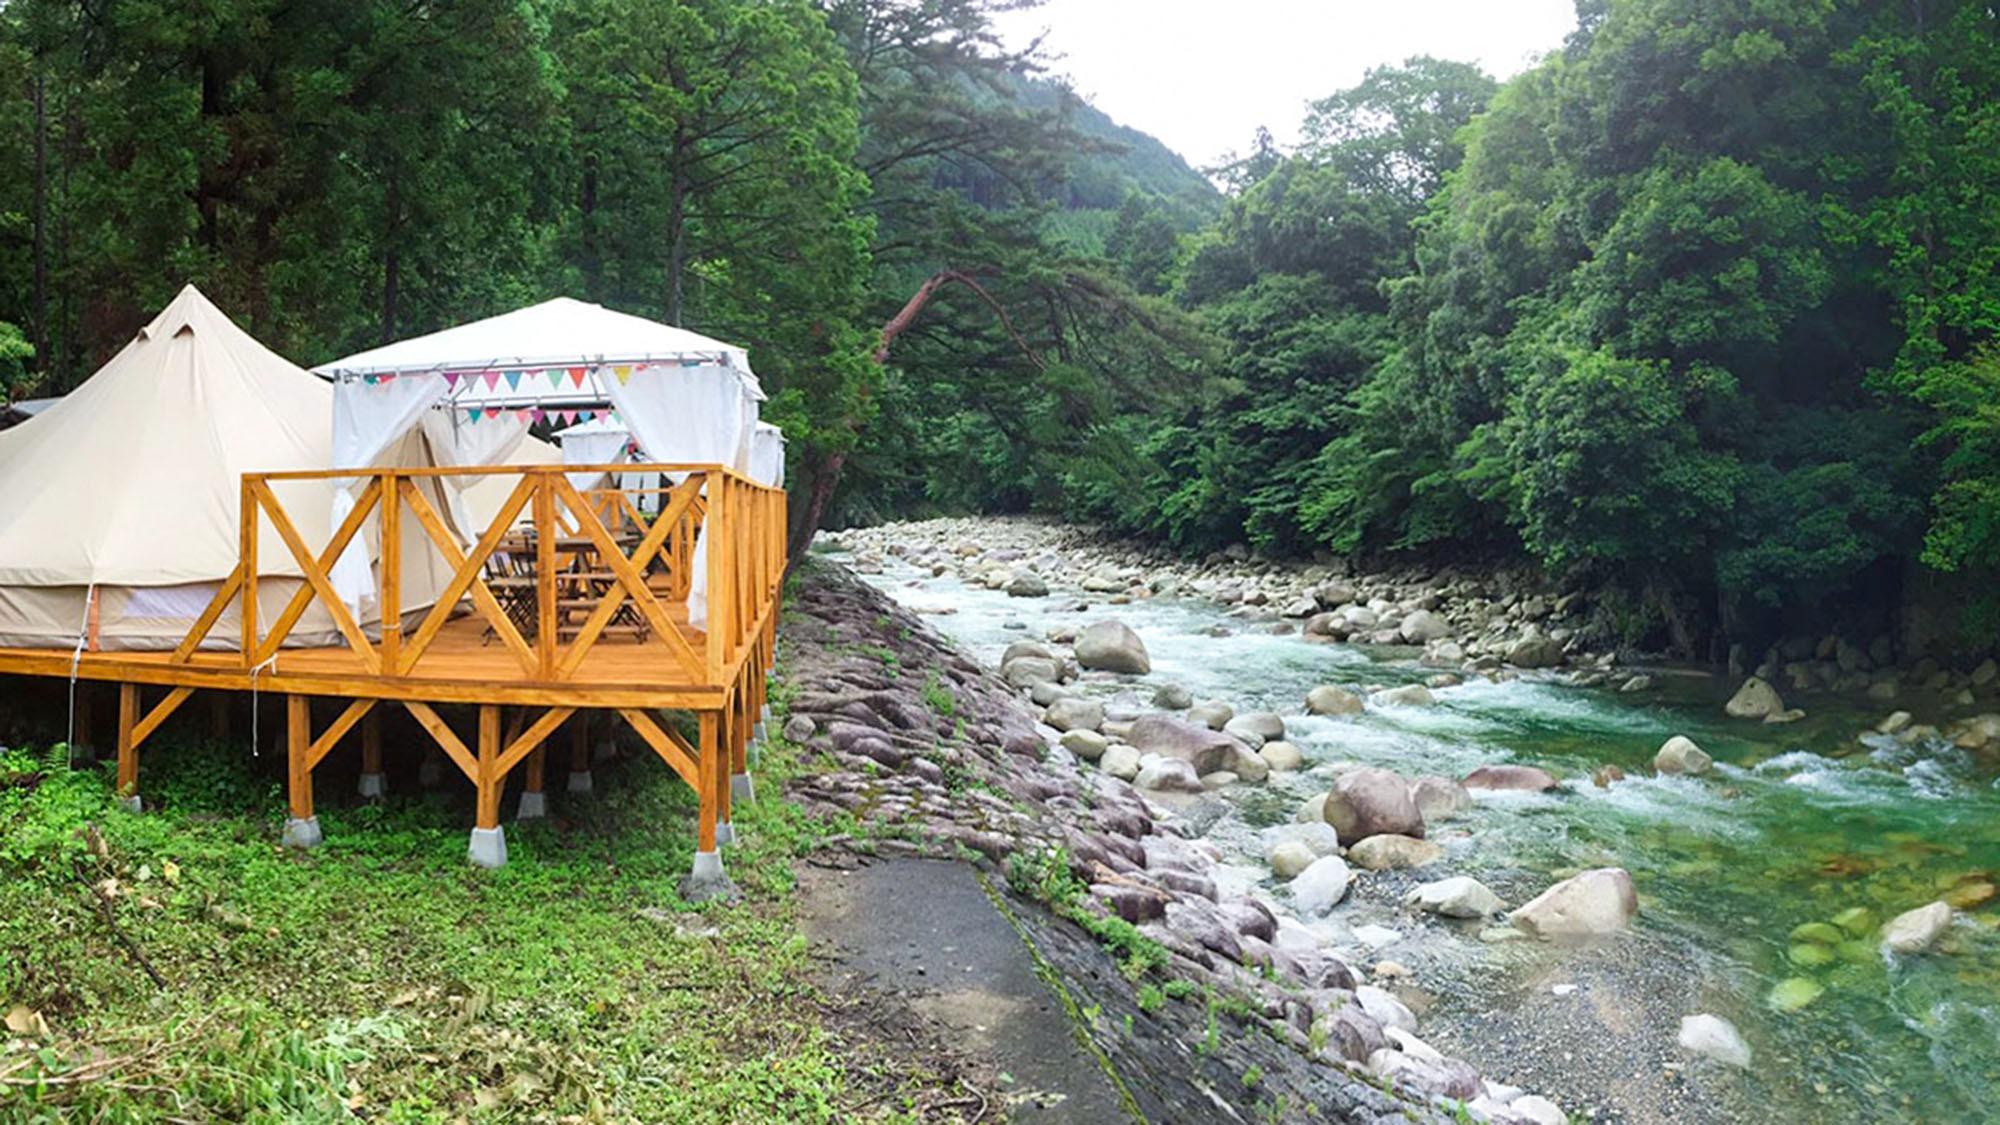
[468,826,508,869]
[517,790,547,820]
[752,720,768,746]
[567,769,594,795]
[761,702,773,726]
[117,794,143,814]
[356,772,386,800]
[731,771,756,803]
[679,850,738,903]
[282,816,323,850]
[715,820,734,846]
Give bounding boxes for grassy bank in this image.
[0,703,933,1123]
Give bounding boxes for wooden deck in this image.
[10,461,786,877]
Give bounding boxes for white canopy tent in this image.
[750,421,787,488]
[554,413,633,493]
[315,298,766,624]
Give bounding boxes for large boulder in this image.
[1677,1014,1752,1069]
[1228,711,1286,741]
[1186,701,1233,730]
[1099,744,1141,781]
[1371,684,1436,708]
[1323,767,1426,845]
[1348,834,1444,871]
[1258,741,1305,772]
[1306,685,1364,716]
[1059,729,1109,761]
[1463,764,1560,792]
[1405,876,1504,918]
[1725,676,1785,720]
[1125,714,1242,775]
[1133,755,1203,793]
[1510,867,1638,939]
[1408,775,1470,821]
[1399,609,1451,644]
[1043,697,1104,733]
[1654,735,1713,775]
[1507,635,1565,669]
[1291,855,1353,915]
[1004,572,1048,597]
[1269,840,1316,879]
[1881,901,1954,955]
[1075,620,1151,674]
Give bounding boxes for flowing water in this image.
[837,547,2000,1123]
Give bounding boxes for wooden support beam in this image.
[570,713,590,774]
[307,699,377,771]
[403,701,476,782]
[618,707,698,789]
[496,706,575,778]
[475,705,502,830]
[524,746,546,795]
[362,707,382,776]
[697,710,719,852]
[116,682,138,797]
[287,694,313,821]
[130,686,193,749]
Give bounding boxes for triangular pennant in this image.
[613,364,633,385]
[443,371,462,389]
[531,407,547,422]
[362,373,379,386]
[482,370,502,391]
[504,370,522,390]
[379,373,397,385]
[569,367,587,388]
[546,369,564,388]
[578,409,595,423]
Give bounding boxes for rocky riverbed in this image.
[807,516,2000,1124]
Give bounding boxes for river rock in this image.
[1371,683,1435,707]
[1125,714,1241,774]
[1315,1004,1388,1064]
[1059,729,1109,761]
[1406,876,1504,918]
[1228,711,1286,741]
[1151,683,1193,710]
[1074,620,1151,674]
[1292,855,1353,915]
[1510,867,1637,938]
[1654,735,1713,775]
[1295,791,1330,823]
[1323,767,1426,845]
[1099,744,1141,781]
[1408,775,1470,821]
[1507,636,1565,669]
[1881,901,1954,955]
[1004,572,1048,597]
[1724,676,1785,720]
[1678,1013,1752,1068]
[1349,834,1444,871]
[1270,840,1316,879]
[1506,1095,1569,1125]
[1355,983,1417,1034]
[1134,755,1203,793]
[1877,710,1912,735]
[1002,656,1063,690]
[1397,608,1451,644]
[1306,684,1365,716]
[1463,764,1560,792]
[1186,701,1233,730]
[1043,697,1104,733]
[1258,740,1304,772]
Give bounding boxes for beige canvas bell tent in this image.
[0,285,459,651]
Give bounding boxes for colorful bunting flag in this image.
[568,367,587,388]
[443,371,462,389]
[504,370,522,390]
[481,370,502,391]
[613,363,633,385]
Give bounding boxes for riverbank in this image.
[823,515,2000,1124]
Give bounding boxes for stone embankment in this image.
[779,559,1574,1123]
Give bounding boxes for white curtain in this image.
[559,424,631,493]
[750,425,786,487]
[419,409,532,541]
[605,363,756,628]
[329,374,451,615]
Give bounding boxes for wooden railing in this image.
[168,463,786,693]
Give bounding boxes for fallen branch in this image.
[72,859,168,989]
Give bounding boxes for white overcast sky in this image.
[992,0,1578,170]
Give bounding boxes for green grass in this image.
[0,716,929,1123]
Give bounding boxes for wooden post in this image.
[286,695,313,820]
[381,472,401,672]
[704,471,724,685]
[239,478,258,662]
[476,705,502,830]
[697,710,720,853]
[72,682,94,757]
[524,746,545,795]
[570,713,590,773]
[534,472,556,677]
[115,682,138,800]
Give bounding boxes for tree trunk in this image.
[665,138,689,326]
[580,156,600,301]
[31,70,48,374]
[380,174,401,344]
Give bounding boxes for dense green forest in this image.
[0,0,1996,658]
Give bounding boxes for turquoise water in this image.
[844,554,2000,1123]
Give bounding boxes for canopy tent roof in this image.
[313,297,762,412]
[0,285,335,587]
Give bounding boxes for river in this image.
[833,538,2000,1124]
